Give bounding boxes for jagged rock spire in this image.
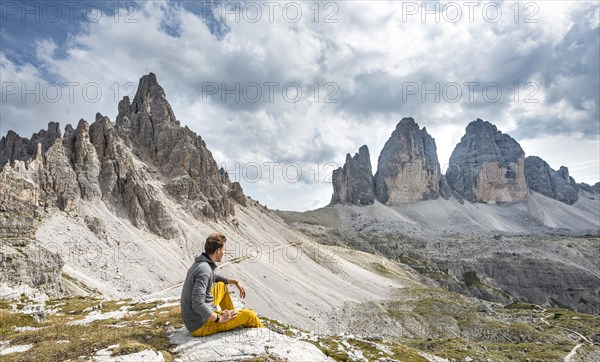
[524,156,578,204]
[0,73,246,241]
[445,119,528,203]
[331,145,375,205]
[374,117,441,204]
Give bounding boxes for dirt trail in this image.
[564,343,583,362]
[537,307,593,361]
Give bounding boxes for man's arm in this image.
[214,274,229,285]
[208,309,238,324]
[226,278,246,298]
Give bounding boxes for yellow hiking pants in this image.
[191,282,264,337]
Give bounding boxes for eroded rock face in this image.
[524,156,578,204]
[89,114,181,239]
[331,145,375,205]
[374,118,441,204]
[0,156,65,297]
[445,119,528,203]
[0,73,247,293]
[0,167,40,240]
[0,242,66,297]
[1,73,244,239]
[116,73,237,220]
[0,131,30,167]
[578,182,600,194]
[229,181,247,207]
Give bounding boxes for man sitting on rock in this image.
[181,232,264,337]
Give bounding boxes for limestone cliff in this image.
[0,73,247,295]
[374,117,441,204]
[331,145,375,205]
[445,119,528,203]
[524,156,579,204]
[116,73,240,218]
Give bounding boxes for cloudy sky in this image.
[1,0,599,211]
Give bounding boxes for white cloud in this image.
[1,0,598,210]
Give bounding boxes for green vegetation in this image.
[1,290,598,362]
[374,287,600,361]
[463,271,484,287]
[307,337,351,360]
[0,310,37,336]
[306,335,428,362]
[111,341,151,356]
[0,299,14,310]
[0,297,183,362]
[242,355,285,362]
[505,301,539,310]
[128,301,161,312]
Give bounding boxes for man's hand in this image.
[229,279,247,298]
[219,309,238,323]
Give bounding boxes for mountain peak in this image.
[466,118,500,135]
[396,117,417,129]
[375,118,441,205]
[447,120,527,203]
[133,73,165,104]
[331,145,375,205]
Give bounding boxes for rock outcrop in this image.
[524,156,579,204]
[90,113,181,239]
[0,73,247,295]
[445,119,528,203]
[374,118,441,204]
[331,145,375,205]
[0,152,66,297]
[116,73,236,220]
[578,182,600,194]
[438,175,454,201]
[1,73,244,238]
[0,122,62,167]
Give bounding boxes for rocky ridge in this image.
[331,145,375,205]
[331,117,596,207]
[331,118,444,206]
[0,73,246,296]
[525,156,579,204]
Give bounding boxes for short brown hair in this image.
[205,233,226,254]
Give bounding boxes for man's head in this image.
[205,233,226,262]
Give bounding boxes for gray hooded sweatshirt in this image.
[181,253,229,332]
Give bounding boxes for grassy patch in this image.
[260,316,305,337]
[306,335,429,362]
[111,341,149,356]
[0,299,15,310]
[545,308,600,337]
[306,337,350,361]
[98,299,132,313]
[241,355,285,362]
[0,310,38,336]
[128,301,161,312]
[463,271,484,288]
[407,337,574,361]
[52,296,103,315]
[505,302,539,310]
[0,300,182,362]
